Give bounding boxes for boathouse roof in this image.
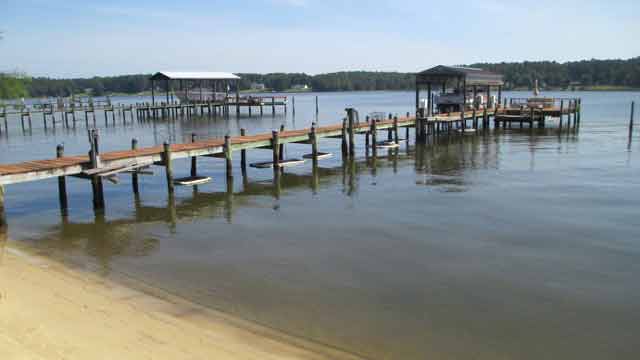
[416,66,503,86]
[150,71,240,81]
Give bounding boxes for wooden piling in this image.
[89,131,105,209]
[341,117,348,155]
[278,124,285,161]
[240,128,247,175]
[271,130,280,173]
[315,96,319,114]
[163,142,174,194]
[371,119,378,157]
[56,144,68,216]
[559,100,564,128]
[630,101,635,138]
[224,134,233,176]
[347,109,355,156]
[393,116,399,143]
[191,133,198,177]
[310,124,318,168]
[131,139,139,194]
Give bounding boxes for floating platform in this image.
[250,159,306,169]
[173,176,211,186]
[375,140,400,149]
[302,152,333,160]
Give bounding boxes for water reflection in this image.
[23,127,579,270]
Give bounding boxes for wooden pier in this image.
[0,96,582,227]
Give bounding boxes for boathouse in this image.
[149,71,241,107]
[416,66,504,115]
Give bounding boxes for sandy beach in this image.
[0,235,362,360]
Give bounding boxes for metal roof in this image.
[150,71,240,81]
[416,65,504,86]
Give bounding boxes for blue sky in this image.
[1,0,638,77]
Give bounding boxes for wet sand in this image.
[0,236,362,360]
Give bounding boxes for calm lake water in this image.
[2,91,640,359]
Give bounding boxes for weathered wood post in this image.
[163,142,174,194]
[341,117,348,156]
[89,130,105,210]
[315,96,319,115]
[131,139,139,194]
[224,134,233,177]
[393,116,399,143]
[278,124,285,161]
[371,118,378,157]
[364,116,371,149]
[190,133,198,177]
[559,100,564,128]
[346,109,356,156]
[629,101,635,138]
[271,130,280,174]
[56,144,68,216]
[406,112,411,139]
[310,124,318,168]
[240,128,247,176]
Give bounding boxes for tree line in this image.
[1,57,639,99]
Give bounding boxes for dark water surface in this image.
[2,91,640,359]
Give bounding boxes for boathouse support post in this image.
[461,79,467,130]
[235,80,240,116]
[56,144,68,216]
[559,100,564,128]
[498,85,502,107]
[131,139,139,194]
[163,142,174,194]
[240,128,247,176]
[387,114,393,141]
[191,133,198,177]
[427,83,432,116]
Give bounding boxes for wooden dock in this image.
[0,96,289,136]
[0,98,581,227]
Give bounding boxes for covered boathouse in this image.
[415,66,504,115]
[149,71,241,113]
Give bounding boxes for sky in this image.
[0,0,638,78]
